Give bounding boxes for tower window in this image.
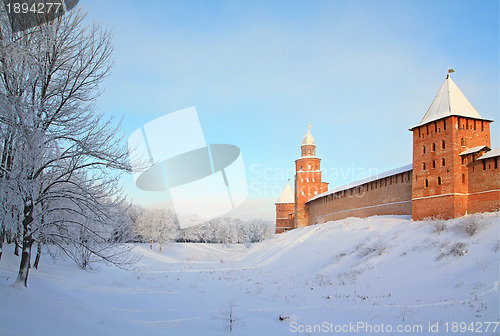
[312,178,315,182]
[481,121,484,131]
[308,165,311,170]
[438,177,442,185]
[483,160,486,170]
[425,179,428,188]
[422,146,426,154]
[462,174,465,184]
[306,178,309,182]
[443,119,446,130]
[422,162,426,171]
[301,191,305,195]
[432,143,436,151]
[495,158,498,169]
[434,122,437,132]
[432,160,436,169]
[314,191,318,195]
[461,138,465,146]
[442,140,445,149]
[441,158,445,166]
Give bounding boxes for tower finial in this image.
[447,67,455,79]
[308,124,312,131]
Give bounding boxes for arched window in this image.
[432,143,436,151]
[462,174,465,184]
[422,162,426,171]
[442,140,446,149]
[432,160,436,168]
[441,158,445,166]
[425,179,428,188]
[438,177,442,185]
[422,146,426,154]
[461,138,465,146]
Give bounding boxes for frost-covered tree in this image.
[0,9,135,286]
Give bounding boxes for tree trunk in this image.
[0,228,5,262]
[14,238,19,256]
[16,202,34,287]
[33,242,41,269]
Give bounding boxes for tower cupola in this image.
[301,125,316,156]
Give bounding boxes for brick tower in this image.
[275,180,294,234]
[294,126,328,228]
[410,72,492,220]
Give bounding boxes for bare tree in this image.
[0,9,136,286]
[215,298,242,332]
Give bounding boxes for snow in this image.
[276,181,294,204]
[0,213,499,336]
[411,76,487,129]
[302,127,315,146]
[459,145,490,156]
[308,164,412,202]
[479,148,500,160]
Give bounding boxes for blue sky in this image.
[83,0,499,220]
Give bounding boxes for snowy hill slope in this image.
[0,213,499,336]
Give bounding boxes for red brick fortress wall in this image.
[307,170,412,224]
[467,155,500,214]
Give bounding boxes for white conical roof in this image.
[301,125,315,146]
[276,181,294,203]
[413,76,484,129]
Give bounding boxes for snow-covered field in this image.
[1,214,499,336]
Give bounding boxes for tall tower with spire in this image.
[294,126,328,228]
[410,71,493,220]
